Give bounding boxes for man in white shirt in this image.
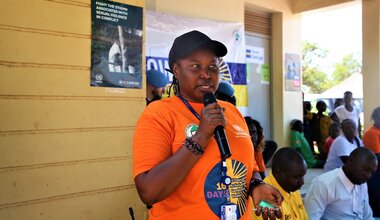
[331,91,361,136]
[305,147,377,220]
[324,119,362,172]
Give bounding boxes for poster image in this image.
[284,53,301,91]
[91,0,143,88]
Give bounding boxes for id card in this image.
[221,203,237,220]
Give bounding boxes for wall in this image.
[362,0,380,129]
[0,0,147,219]
[151,0,245,22]
[293,0,357,13]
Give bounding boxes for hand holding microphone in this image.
[203,92,232,159]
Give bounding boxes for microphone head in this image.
[204,92,217,106]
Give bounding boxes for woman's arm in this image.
[135,137,204,205]
[134,102,224,205]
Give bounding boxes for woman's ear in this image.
[172,63,179,79]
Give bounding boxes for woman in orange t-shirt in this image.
[133,30,282,220]
[363,107,380,154]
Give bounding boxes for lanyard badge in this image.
[221,160,232,186]
[221,203,238,220]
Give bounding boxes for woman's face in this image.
[173,48,219,102]
[248,124,259,146]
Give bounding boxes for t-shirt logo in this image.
[204,159,248,218]
[185,124,198,138]
[232,124,250,138]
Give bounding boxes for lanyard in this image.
[178,95,201,120]
[177,95,231,202]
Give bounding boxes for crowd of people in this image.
[134,30,380,219]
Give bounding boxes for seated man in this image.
[305,147,377,219]
[290,119,325,168]
[253,147,308,220]
[324,119,362,172]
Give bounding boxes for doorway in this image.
[245,34,272,139]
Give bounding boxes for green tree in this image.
[332,54,361,84]
[302,41,330,93]
[303,68,332,93]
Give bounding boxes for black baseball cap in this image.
[168,30,228,72]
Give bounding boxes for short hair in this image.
[304,101,312,111]
[341,118,355,128]
[344,91,353,96]
[351,147,375,159]
[329,122,341,136]
[316,100,326,108]
[290,119,302,130]
[272,147,304,173]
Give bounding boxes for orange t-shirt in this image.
[363,126,380,153]
[133,96,258,220]
[254,150,266,172]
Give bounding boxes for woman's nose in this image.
[200,68,211,79]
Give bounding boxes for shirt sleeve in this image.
[133,105,174,178]
[304,180,329,220]
[335,138,351,156]
[334,107,343,121]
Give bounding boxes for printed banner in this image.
[285,53,301,91]
[90,0,143,88]
[146,10,247,86]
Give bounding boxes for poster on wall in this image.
[246,46,264,64]
[90,0,143,88]
[261,64,270,84]
[284,53,301,91]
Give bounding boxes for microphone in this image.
[203,92,232,159]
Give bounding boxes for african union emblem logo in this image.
[185,124,198,138]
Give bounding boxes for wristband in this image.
[184,137,204,156]
[248,178,264,197]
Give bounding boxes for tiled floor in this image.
[300,168,324,197]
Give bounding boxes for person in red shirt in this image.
[133,30,282,220]
[324,122,341,155]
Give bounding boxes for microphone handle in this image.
[214,126,232,159]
